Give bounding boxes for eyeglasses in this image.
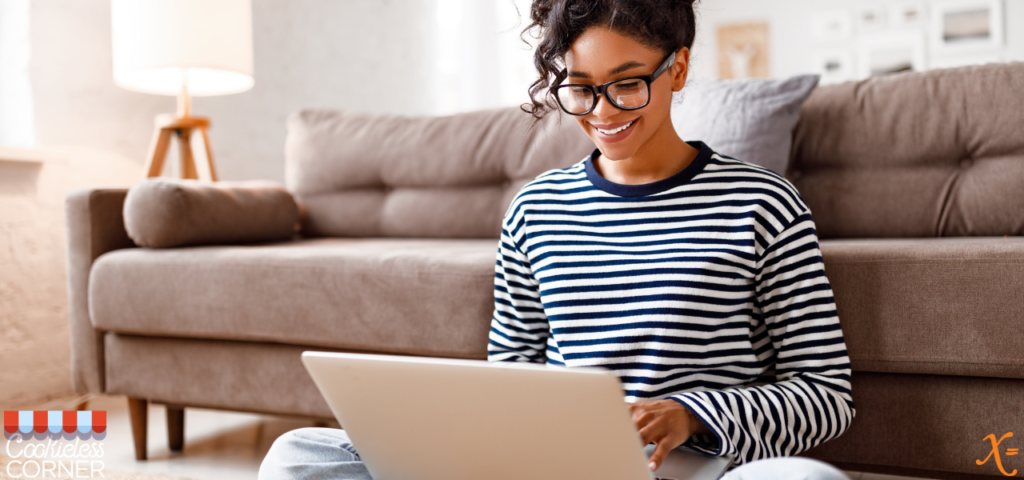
[552,52,676,116]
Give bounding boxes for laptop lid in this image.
[301,351,732,480]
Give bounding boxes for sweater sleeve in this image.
[668,209,857,465]
[487,221,549,364]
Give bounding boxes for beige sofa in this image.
[65,62,1024,479]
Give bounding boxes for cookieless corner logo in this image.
[4,411,106,478]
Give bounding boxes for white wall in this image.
[435,0,536,115]
[0,149,140,409]
[690,0,1024,80]
[0,0,33,146]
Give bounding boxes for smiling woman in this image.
[488,0,858,477]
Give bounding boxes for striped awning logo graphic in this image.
[3,411,107,440]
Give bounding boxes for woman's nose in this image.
[590,92,618,119]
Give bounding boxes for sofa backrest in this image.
[285,107,592,238]
[286,62,1024,240]
[789,62,1024,239]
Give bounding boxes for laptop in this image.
[301,351,734,480]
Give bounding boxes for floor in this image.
[21,394,935,480]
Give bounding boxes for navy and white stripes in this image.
[488,141,855,466]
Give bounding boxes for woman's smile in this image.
[590,117,639,143]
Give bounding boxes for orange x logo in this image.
[978,432,1018,477]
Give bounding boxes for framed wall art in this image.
[857,31,927,78]
[930,0,1004,54]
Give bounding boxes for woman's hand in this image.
[628,399,709,471]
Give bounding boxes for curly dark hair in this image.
[520,0,699,121]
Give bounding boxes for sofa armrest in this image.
[65,187,137,394]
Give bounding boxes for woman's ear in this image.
[671,47,690,92]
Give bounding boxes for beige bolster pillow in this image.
[124,178,300,248]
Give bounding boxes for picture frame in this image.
[855,6,887,32]
[810,10,852,43]
[716,22,771,79]
[814,50,856,85]
[856,31,927,79]
[930,0,1003,54]
[889,2,926,28]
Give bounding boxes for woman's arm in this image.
[487,223,549,364]
[669,209,856,465]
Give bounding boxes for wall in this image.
[690,0,1024,80]
[0,148,140,409]
[0,0,32,146]
[0,0,33,146]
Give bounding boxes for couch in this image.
[65,62,1024,478]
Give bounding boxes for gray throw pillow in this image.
[670,74,820,175]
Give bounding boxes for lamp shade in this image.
[111,0,254,97]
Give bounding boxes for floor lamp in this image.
[111,0,254,181]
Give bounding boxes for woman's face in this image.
[563,27,688,161]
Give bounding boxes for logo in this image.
[4,411,106,478]
[4,411,106,441]
[977,432,1020,477]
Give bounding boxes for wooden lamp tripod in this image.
[144,83,218,181]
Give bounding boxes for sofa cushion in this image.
[800,372,1024,477]
[790,62,1024,239]
[89,236,1024,379]
[123,178,300,248]
[670,74,819,176]
[820,236,1024,379]
[284,107,594,238]
[89,238,498,359]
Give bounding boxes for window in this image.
[0,0,34,147]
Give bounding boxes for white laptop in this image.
[301,351,734,480]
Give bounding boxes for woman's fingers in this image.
[647,432,688,472]
[647,439,673,471]
[638,423,664,446]
[632,409,656,439]
[629,399,694,471]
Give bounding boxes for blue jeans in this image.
[259,427,851,480]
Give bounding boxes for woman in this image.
[260,1,855,478]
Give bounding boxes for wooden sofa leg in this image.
[127,397,148,461]
[167,406,185,452]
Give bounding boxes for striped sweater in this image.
[487,140,856,466]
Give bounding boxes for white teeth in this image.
[596,119,635,135]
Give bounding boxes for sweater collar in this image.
[584,140,713,198]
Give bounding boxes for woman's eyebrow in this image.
[567,60,646,79]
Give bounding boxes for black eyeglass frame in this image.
[552,51,677,116]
